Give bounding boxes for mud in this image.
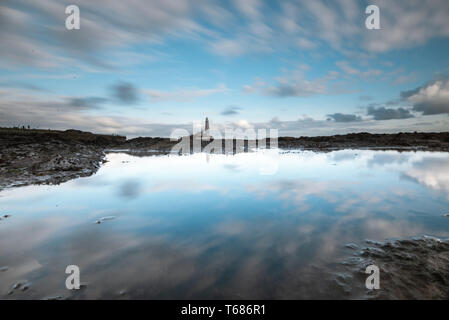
[338,236,449,299]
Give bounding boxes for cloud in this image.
[393,73,417,85]
[401,76,449,115]
[210,39,247,56]
[279,0,449,55]
[336,61,383,79]
[402,157,449,199]
[1,0,448,73]
[261,69,331,97]
[367,106,414,120]
[359,95,374,101]
[336,61,360,75]
[232,0,262,20]
[221,105,242,116]
[253,67,352,98]
[363,0,449,53]
[327,113,362,123]
[0,0,204,69]
[0,88,191,137]
[264,79,327,97]
[233,119,253,130]
[143,84,228,102]
[111,82,139,104]
[68,97,107,109]
[1,88,449,139]
[295,37,318,49]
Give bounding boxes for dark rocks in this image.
[340,236,449,299]
[0,129,115,191]
[345,243,359,250]
[277,132,449,152]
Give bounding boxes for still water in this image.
[1,150,449,299]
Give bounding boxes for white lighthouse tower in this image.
[202,117,211,141]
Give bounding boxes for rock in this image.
[345,243,359,250]
[339,236,449,299]
[12,281,27,290]
[0,266,8,272]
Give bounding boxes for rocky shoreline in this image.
[0,129,125,191]
[2,128,449,191]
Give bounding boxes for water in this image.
[1,150,449,299]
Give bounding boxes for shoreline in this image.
[1,129,449,191]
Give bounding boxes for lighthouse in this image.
[203,117,211,141]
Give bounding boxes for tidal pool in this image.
[1,150,449,299]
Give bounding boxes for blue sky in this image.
[1,0,449,137]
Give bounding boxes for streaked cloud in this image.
[143,84,228,102]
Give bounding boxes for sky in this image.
[1,0,449,138]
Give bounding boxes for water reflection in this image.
[1,150,449,299]
[402,157,449,200]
